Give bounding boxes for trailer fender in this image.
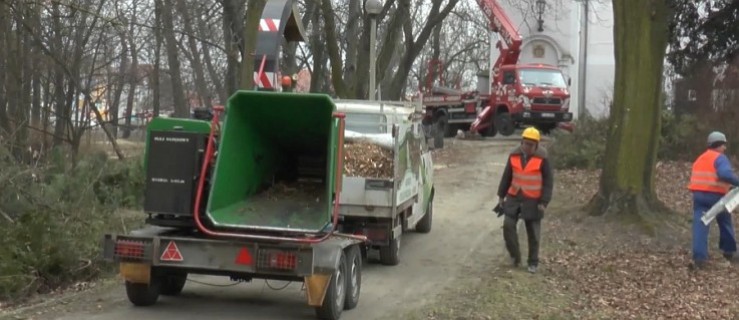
[304,237,362,307]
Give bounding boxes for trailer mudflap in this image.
[120,262,151,284]
[303,235,363,306]
[305,274,331,307]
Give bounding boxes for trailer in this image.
[102,91,367,320]
[333,99,435,266]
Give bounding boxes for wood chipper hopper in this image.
[204,90,344,234]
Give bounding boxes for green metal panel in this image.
[206,90,340,233]
[143,117,212,169]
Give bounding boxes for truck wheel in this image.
[415,198,433,233]
[480,122,497,137]
[495,113,515,136]
[343,245,362,310]
[160,272,187,296]
[434,116,448,149]
[315,251,347,320]
[379,234,401,266]
[125,281,160,307]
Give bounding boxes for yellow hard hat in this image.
[522,127,541,142]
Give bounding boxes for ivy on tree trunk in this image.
[588,0,673,217]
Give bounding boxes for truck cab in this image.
[495,64,573,132]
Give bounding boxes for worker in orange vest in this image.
[688,131,739,270]
[496,127,553,274]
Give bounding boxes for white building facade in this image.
[489,0,615,119]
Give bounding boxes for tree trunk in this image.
[309,6,326,93]
[109,30,128,138]
[320,0,348,97]
[123,6,139,139]
[161,0,188,117]
[240,0,267,89]
[196,9,226,103]
[31,2,42,130]
[341,0,361,94]
[177,0,212,108]
[588,0,672,217]
[152,0,163,117]
[223,0,245,95]
[384,0,458,100]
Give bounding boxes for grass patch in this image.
[0,142,145,306]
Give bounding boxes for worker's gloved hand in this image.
[537,204,546,216]
[493,197,504,217]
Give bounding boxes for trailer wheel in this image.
[315,251,347,320]
[343,245,362,310]
[125,281,160,307]
[160,272,187,296]
[379,234,401,266]
[416,197,433,233]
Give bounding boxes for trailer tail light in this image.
[115,240,146,260]
[258,250,298,270]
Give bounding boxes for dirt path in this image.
[2,137,518,320]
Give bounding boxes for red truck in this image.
[418,0,573,147]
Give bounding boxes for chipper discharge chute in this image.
[205,90,344,234]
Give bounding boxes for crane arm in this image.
[476,0,522,66]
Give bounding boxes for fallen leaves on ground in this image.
[546,161,739,319]
[344,141,393,179]
[546,247,739,320]
[555,160,693,214]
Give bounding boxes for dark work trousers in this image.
[503,214,541,267]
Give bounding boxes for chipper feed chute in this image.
[205,90,343,234]
[701,187,739,225]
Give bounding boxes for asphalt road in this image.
[4,137,517,320]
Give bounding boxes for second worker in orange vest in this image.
[687,131,739,270]
[496,127,553,274]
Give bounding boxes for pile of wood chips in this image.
[344,140,393,179]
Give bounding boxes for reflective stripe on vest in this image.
[687,149,731,194]
[507,154,543,199]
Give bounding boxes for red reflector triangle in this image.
[235,247,253,265]
[160,241,184,262]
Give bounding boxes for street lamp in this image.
[536,0,546,32]
[366,0,382,101]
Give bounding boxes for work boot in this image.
[723,253,739,264]
[528,265,538,274]
[689,260,708,271]
[511,256,521,267]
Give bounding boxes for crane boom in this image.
[476,0,522,68]
[416,0,573,142]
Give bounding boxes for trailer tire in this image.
[315,251,347,320]
[160,272,187,296]
[379,234,401,266]
[416,197,433,233]
[343,245,362,310]
[125,281,160,307]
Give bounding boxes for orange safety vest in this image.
[688,149,731,194]
[507,154,543,199]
